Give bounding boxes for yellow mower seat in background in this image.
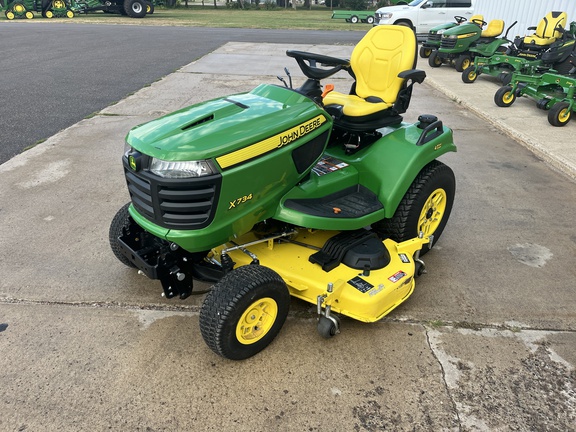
[469,14,484,26]
[481,19,504,38]
[323,25,417,119]
[523,11,567,46]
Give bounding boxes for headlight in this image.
[437,29,444,35]
[150,158,215,178]
[381,12,392,19]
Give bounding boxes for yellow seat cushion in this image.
[481,19,504,38]
[523,11,567,46]
[323,25,416,118]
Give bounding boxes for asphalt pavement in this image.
[1,38,575,431]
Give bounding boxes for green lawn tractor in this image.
[109,25,457,360]
[419,14,484,59]
[462,11,576,85]
[494,67,576,126]
[429,17,508,72]
[71,0,147,17]
[3,0,74,18]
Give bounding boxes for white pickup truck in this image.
[375,0,475,36]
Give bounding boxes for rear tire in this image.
[350,15,358,24]
[373,161,455,256]
[494,85,516,107]
[200,265,290,360]
[124,0,146,18]
[548,102,572,127]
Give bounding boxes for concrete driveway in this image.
[1,41,575,431]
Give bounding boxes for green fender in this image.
[274,121,456,230]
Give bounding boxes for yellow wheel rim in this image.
[467,70,477,81]
[46,10,53,17]
[502,91,514,104]
[53,0,65,8]
[6,11,15,19]
[462,59,471,69]
[66,10,74,18]
[418,188,447,236]
[236,297,278,345]
[146,4,151,12]
[25,11,33,18]
[13,3,25,13]
[558,107,571,123]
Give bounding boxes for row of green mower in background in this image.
[2,0,157,19]
[421,11,576,126]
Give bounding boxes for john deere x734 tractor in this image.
[109,26,457,360]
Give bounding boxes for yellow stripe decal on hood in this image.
[216,114,327,169]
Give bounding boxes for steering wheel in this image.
[286,50,350,80]
[472,18,487,28]
[454,16,467,24]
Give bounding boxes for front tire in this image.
[454,54,471,72]
[109,203,137,268]
[374,161,455,256]
[200,265,290,360]
[429,50,442,68]
[419,46,432,59]
[350,15,359,24]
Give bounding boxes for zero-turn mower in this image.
[494,66,576,126]
[109,26,457,360]
[462,11,576,85]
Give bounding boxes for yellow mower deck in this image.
[218,230,429,323]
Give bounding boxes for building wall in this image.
[474,0,576,38]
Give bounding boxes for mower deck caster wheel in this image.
[536,98,549,110]
[497,72,512,85]
[461,66,477,83]
[494,86,516,107]
[414,260,426,278]
[548,102,572,127]
[317,315,341,339]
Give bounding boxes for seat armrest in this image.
[398,69,426,84]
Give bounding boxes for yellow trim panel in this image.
[216,115,327,169]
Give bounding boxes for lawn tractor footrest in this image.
[284,185,383,218]
[309,230,390,272]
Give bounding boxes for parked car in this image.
[375,0,475,36]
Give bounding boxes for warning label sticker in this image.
[388,271,407,283]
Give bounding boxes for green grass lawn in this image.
[1,5,371,31]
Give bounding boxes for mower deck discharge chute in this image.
[109,25,457,360]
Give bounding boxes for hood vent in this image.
[182,114,214,131]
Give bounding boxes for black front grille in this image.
[123,157,222,230]
[440,38,457,49]
[428,34,441,42]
